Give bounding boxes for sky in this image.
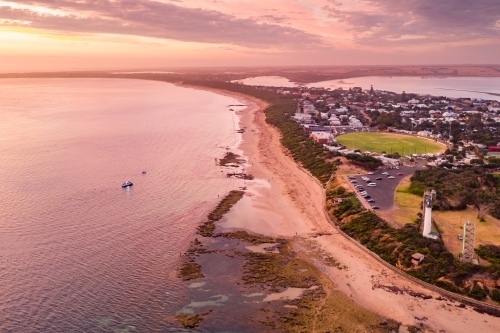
[0,0,499,72]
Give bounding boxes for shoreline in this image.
[180,83,500,332]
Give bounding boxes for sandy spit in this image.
[181,84,500,333]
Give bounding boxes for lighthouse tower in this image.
[422,198,433,237]
[422,190,438,239]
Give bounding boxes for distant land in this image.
[1,65,500,84]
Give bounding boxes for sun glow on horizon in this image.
[0,0,499,71]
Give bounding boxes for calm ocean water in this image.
[0,78,245,332]
[236,76,500,100]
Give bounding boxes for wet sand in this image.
[182,84,500,332]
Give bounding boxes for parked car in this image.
[376,177,383,180]
[388,176,395,179]
[368,172,374,175]
[382,172,388,175]
[367,199,375,203]
[350,180,357,183]
[372,206,380,209]
[367,183,376,187]
[364,195,371,199]
[397,172,404,176]
[458,234,463,240]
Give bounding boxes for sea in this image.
[0,78,250,332]
[235,76,500,101]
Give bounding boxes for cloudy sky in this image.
[1,0,499,71]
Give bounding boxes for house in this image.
[411,253,425,265]
[292,113,312,123]
[311,131,331,144]
[417,130,433,137]
[334,198,345,204]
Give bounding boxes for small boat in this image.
[122,181,133,188]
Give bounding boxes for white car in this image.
[367,183,377,187]
[368,172,374,175]
[382,172,388,175]
[388,176,395,179]
[360,191,367,195]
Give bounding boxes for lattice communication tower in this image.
[461,220,476,263]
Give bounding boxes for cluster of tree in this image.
[409,168,500,219]
[344,154,384,170]
[365,110,403,131]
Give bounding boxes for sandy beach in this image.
[183,84,500,332]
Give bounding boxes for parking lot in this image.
[347,163,424,211]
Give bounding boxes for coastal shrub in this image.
[435,280,462,293]
[468,281,489,300]
[409,168,500,216]
[338,209,487,287]
[476,245,500,265]
[491,289,500,303]
[344,154,383,170]
[333,196,362,219]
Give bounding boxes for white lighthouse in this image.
[422,190,438,239]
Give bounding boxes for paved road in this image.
[348,162,425,211]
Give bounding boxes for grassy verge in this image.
[377,178,421,227]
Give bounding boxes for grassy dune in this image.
[336,132,445,154]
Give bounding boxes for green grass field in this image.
[336,132,445,154]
